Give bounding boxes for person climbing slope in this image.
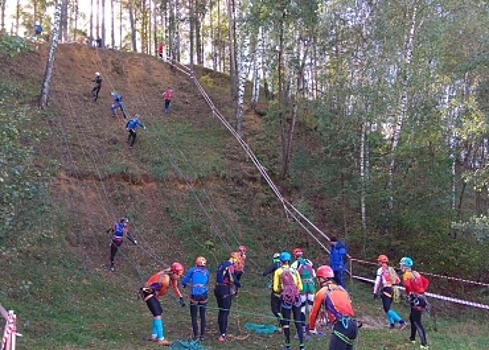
[290,247,316,337]
[182,256,210,341]
[214,254,241,342]
[400,257,430,349]
[273,251,304,350]
[106,217,137,272]
[139,262,186,346]
[163,87,174,114]
[111,91,127,118]
[309,265,359,350]
[91,72,102,102]
[125,114,146,147]
[262,252,282,331]
[373,254,407,330]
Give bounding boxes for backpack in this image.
[280,268,300,308]
[410,271,429,294]
[113,223,125,239]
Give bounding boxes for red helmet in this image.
[292,248,303,258]
[195,256,206,267]
[170,262,184,276]
[316,265,334,279]
[377,255,389,264]
[238,245,247,253]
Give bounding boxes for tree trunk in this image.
[60,0,68,42]
[227,0,237,98]
[101,0,106,47]
[189,0,194,70]
[1,0,6,32]
[250,26,263,110]
[110,0,115,48]
[128,0,137,52]
[89,0,93,44]
[39,0,62,110]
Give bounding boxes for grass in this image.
[1,42,489,350]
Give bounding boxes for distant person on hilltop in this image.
[106,217,137,272]
[329,236,348,287]
[125,115,146,147]
[34,21,42,36]
[91,72,102,102]
[157,43,164,59]
[163,87,174,114]
[111,91,127,118]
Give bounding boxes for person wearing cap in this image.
[163,87,174,114]
[213,254,241,342]
[262,252,283,332]
[91,72,102,102]
[125,115,146,147]
[182,256,210,341]
[106,217,137,272]
[139,262,186,346]
[111,91,127,118]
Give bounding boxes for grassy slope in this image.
[0,43,488,350]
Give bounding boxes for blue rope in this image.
[169,339,210,349]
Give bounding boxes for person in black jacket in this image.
[91,72,102,102]
[262,252,282,331]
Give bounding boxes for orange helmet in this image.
[230,252,241,263]
[377,255,389,264]
[316,265,334,279]
[170,262,184,276]
[292,248,303,258]
[238,245,247,253]
[195,256,206,267]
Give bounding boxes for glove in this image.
[373,293,378,301]
[133,240,138,245]
[179,297,186,307]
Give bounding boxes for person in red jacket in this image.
[400,257,430,349]
[163,87,174,114]
[309,265,359,350]
[157,43,164,59]
[139,262,186,346]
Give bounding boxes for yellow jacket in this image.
[273,264,303,294]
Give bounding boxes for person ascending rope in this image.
[214,254,241,342]
[182,256,210,341]
[290,247,316,337]
[91,72,102,102]
[139,262,186,346]
[373,254,407,330]
[111,91,127,118]
[106,217,137,272]
[273,251,304,350]
[400,257,430,349]
[309,265,360,350]
[262,252,282,332]
[125,114,146,147]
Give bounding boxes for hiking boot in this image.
[157,339,171,346]
[280,346,291,350]
[420,346,429,350]
[199,336,204,342]
[109,264,115,272]
[218,335,226,342]
[399,322,407,331]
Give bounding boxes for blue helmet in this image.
[279,251,291,263]
[400,256,413,268]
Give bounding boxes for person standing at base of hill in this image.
[262,252,282,331]
[329,236,348,287]
[309,265,359,350]
[373,254,407,331]
[106,217,137,272]
[139,262,186,346]
[91,72,102,102]
[163,87,174,114]
[182,256,210,341]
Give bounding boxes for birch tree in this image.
[39,0,62,109]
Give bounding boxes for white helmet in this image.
[35,21,40,26]
[95,72,100,76]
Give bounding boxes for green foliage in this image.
[199,74,214,88]
[0,34,33,57]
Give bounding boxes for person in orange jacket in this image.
[309,265,359,350]
[233,245,247,281]
[139,262,186,346]
[400,257,430,349]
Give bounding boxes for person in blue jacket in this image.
[182,256,210,341]
[214,254,241,342]
[329,236,348,287]
[111,91,127,118]
[125,115,146,147]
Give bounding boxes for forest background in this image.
[2,0,489,349]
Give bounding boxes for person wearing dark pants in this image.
[106,217,137,271]
[91,72,102,102]
[262,253,282,330]
[125,115,146,147]
[329,236,348,287]
[214,255,241,342]
[182,256,210,341]
[163,87,174,114]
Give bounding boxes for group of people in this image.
[105,220,430,349]
[89,72,175,147]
